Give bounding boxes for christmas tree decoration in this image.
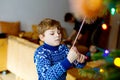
[78,50,120,80]
[99,68,104,73]
[110,7,116,15]
[103,49,110,57]
[102,23,108,30]
[69,0,120,23]
[69,0,107,23]
[114,57,120,67]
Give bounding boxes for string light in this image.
[103,49,110,57]
[102,23,107,30]
[111,7,116,15]
[99,68,104,73]
[114,57,120,68]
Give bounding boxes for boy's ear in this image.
[39,34,44,41]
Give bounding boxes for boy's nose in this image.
[56,33,60,36]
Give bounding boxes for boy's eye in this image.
[49,30,61,35]
[50,32,54,35]
[57,31,61,34]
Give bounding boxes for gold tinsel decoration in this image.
[69,0,107,23]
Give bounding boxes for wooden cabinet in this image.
[7,36,38,80]
[0,38,7,71]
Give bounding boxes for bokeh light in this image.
[102,23,107,30]
[114,57,120,67]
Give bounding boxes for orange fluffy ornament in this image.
[69,0,107,23]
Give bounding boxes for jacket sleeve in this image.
[72,60,86,68]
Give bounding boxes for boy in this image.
[34,18,86,80]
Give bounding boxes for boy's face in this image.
[40,28,61,46]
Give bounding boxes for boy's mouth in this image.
[55,39,61,42]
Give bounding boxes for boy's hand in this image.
[67,47,78,63]
[77,53,86,63]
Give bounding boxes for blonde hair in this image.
[38,18,61,35]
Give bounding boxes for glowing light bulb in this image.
[104,50,109,54]
[103,49,110,57]
[99,68,104,73]
[111,8,116,15]
[102,23,107,30]
[114,57,120,68]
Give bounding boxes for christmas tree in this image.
[78,49,120,80]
